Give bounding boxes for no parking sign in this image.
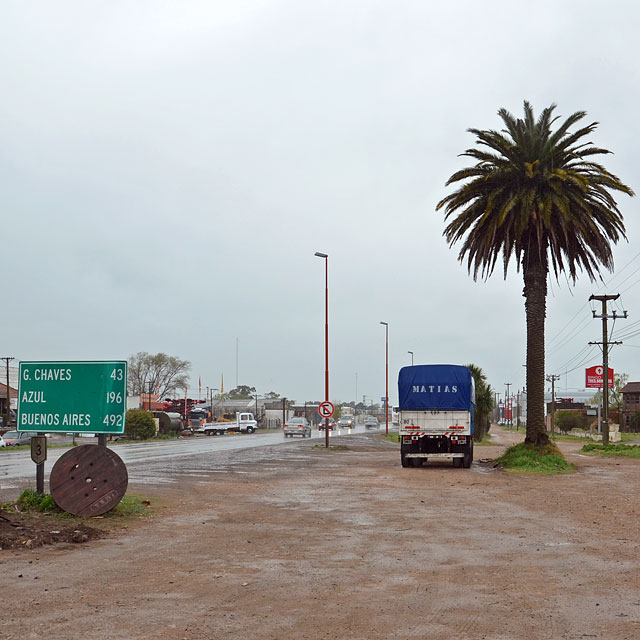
[319,401,335,418]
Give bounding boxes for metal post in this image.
[315,252,330,448]
[504,382,511,426]
[408,351,414,366]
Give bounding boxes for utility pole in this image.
[504,382,511,426]
[589,294,627,446]
[2,357,15,427]
[545,374,560,436]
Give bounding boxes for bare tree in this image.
[127,352,191,399]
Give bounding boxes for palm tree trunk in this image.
[523,249,550,447]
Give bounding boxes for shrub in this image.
[554,410,583,433]
[125,409,156,440]
[16,489,61,513]
[495,442,574,473]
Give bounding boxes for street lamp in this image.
[407,351,414,366]
[380,321,389,435]
[315,251,330,448]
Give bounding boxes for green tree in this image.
[466,363,494,441]
[125,409,156,440]
[227,385,256,399]
[588,372,628,409]
[555,410,583,433]
[438,102,633,447]
[128,352,191,399]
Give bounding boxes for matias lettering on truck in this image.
[411,385,458,394]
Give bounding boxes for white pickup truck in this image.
[201,412,258,436]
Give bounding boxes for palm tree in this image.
[437,102,633,447]
[467,363,494,441]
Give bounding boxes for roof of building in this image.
[0,382,18,399]
[620,382,640,394]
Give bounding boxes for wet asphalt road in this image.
[0,424,387,489]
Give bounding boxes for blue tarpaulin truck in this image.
[398,364,475,468]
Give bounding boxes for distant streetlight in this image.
[315,251,330,448]
[380,322,389,435]
[407,351,414,366]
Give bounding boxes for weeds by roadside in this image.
[3,489,152,519]
[580,443,640,458]
[312,444,349,451]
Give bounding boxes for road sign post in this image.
[31,434,47,494]
[17,361,128,435]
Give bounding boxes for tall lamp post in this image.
[380,322,389,435]
[315,251,330,448]
[407,351,414,366]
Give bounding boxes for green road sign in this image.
[17,361,127,434]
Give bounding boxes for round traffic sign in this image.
[319,401,335,418]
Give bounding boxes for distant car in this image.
[0,435,6,447]
[364,416,379,429]
[0,409,18,433]
[2,431,38,446]
[337,416,354,428]
[284,417,312,438]
[318,418,335,430]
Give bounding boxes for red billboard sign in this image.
[585,365,614,389]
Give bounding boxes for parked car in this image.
[0,434,6,447]
[2,431,38,446]
[0,409,18,434]
[284,417,312,438]
[364,416,379,429]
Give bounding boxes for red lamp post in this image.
[315,252,329,448]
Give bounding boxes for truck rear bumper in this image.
[405,453,464,459]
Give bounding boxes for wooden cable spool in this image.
[50,445,128,516]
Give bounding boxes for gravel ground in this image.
[0,426,639,640]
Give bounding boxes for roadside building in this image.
[620,381,640,431]
[0,382,18,424]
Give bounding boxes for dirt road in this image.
[1,427,639,639]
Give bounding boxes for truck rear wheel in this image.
[411,458,423,468]
[463,443,474,468]
[401,453,410,468]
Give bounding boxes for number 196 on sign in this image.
[106,391,123,403]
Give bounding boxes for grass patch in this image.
[494,442,575,474]
[6,489,152,519]
[580,443,640,458]
[383,433,400,443]
[312,444,349,451]
[15,489,60,513]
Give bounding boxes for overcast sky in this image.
[2,1,639,406]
